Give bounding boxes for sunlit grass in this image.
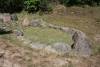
[24,27,73,45]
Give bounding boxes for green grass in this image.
[24,27,73,45]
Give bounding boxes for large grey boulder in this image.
[72,30,92,57]
[22,17,30,27]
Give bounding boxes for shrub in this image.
[24,0,40,12]
[39,0,52,12]
[24,0,52,13]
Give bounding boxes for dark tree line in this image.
[0,0,100,13]
[0,0,24,13]
[0,0,51,13]
[59,0,100,6]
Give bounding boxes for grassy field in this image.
[24,27,73,45]
[2,6,99,55]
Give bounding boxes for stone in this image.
[61,27,76,36]
[60,26,92,57]
[48,24,61,30]
[72,30,91,57]
[17,36,25,41]
[22,17,30,27]
[31,19,46,27]
[14,30,24,36]
[3,14,11,23]
[31,19,42,27]
[11,14,18,21]
[31,19,41,27]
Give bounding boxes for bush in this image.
[24,0,52,13]
[24,0,40,12]
[39,0,52,12]
[0,0,24,13]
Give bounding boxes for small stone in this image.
[31,19,46,27]
[14,30,24,36]
[31,19,41,27]
[22,17,30,27]
[3,14,11,23]
[11,14,18,21]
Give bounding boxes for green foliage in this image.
[24,0,52,13]
[39,0,52,12]
[24,0,40,12]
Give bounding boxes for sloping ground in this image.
[0,5,99,67]
[27,6,100,55]
[0,38,100,67]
